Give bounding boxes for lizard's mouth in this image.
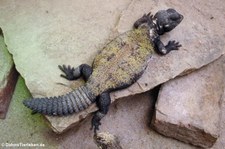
[179,14,184,22]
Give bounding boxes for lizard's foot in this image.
[59,64,93,81]
[90,92,110,134]
[147,12,154,19]
[91,113,102,134]
[58,65,76,80]
[165,40,182,52]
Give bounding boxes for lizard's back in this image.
[87,27,155,95]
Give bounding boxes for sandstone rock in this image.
[0,0,224,133]
[151,57,225,148]
[0,0,132,98]
[0,31,18,119]
[0,0,132,132]
[112,0,225,99]
[212,89,225,148]
[59,92,195,149]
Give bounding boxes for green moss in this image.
[0,76,57,148]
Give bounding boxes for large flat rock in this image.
[151,57,225,148]
[0,0,224,133]
[0,30,18,119]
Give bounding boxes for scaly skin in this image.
[87,28,154,96]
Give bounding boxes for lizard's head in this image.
[154,8,183,35]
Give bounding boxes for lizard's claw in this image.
[147,12,154,21]
[166,40,182,51]
[134,12,154,29]
[91,114,102,134]
[58,64,75,80]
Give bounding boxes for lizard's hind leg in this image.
[58,64,93,81]
[91,92,111,134]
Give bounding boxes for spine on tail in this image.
[23,86,96,116]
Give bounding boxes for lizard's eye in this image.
[167,8,176,13]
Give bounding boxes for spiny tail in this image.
[23,86,96,116]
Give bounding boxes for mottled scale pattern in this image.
[23,86,95,116]
[87,27,155,95]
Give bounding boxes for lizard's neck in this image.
[148,20,159,42]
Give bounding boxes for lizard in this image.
[23,8,183,133]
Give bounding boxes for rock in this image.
[59,92,195,149]
[0,0,132,132]
[0,0,224,133]
[112,0,225,99]
[0,0,132,98]
[151,57,225,148]
[211,89,225,148]
[94,132,123,149]
[0,30,18,119]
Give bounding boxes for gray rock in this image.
[0,0,132,132]
[211,89,225,149]
[59,92,196,149]
[112,0,225,99]
[0,0,224,133]
[151,57,225,148]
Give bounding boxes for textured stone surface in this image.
[58,92,196,149]
[112,0,225,99]
[0,31,18,119]
[0,0,132,98]
[0,0,225,133]
[212,89,225,149]
[0,0,132,132]
[151,57,225,148]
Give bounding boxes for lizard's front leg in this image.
[154,37,182,55]
[91,92,111,134]
[58,64,93,81]
[133,12,154,28]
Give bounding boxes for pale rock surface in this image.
[58,92,196,149]
[151,57,225,148]
[212,89,225,149]
[38,82,225,149]
[0,0,132,132]
[0,0,224,133]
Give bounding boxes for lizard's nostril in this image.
[180,15,184,21]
